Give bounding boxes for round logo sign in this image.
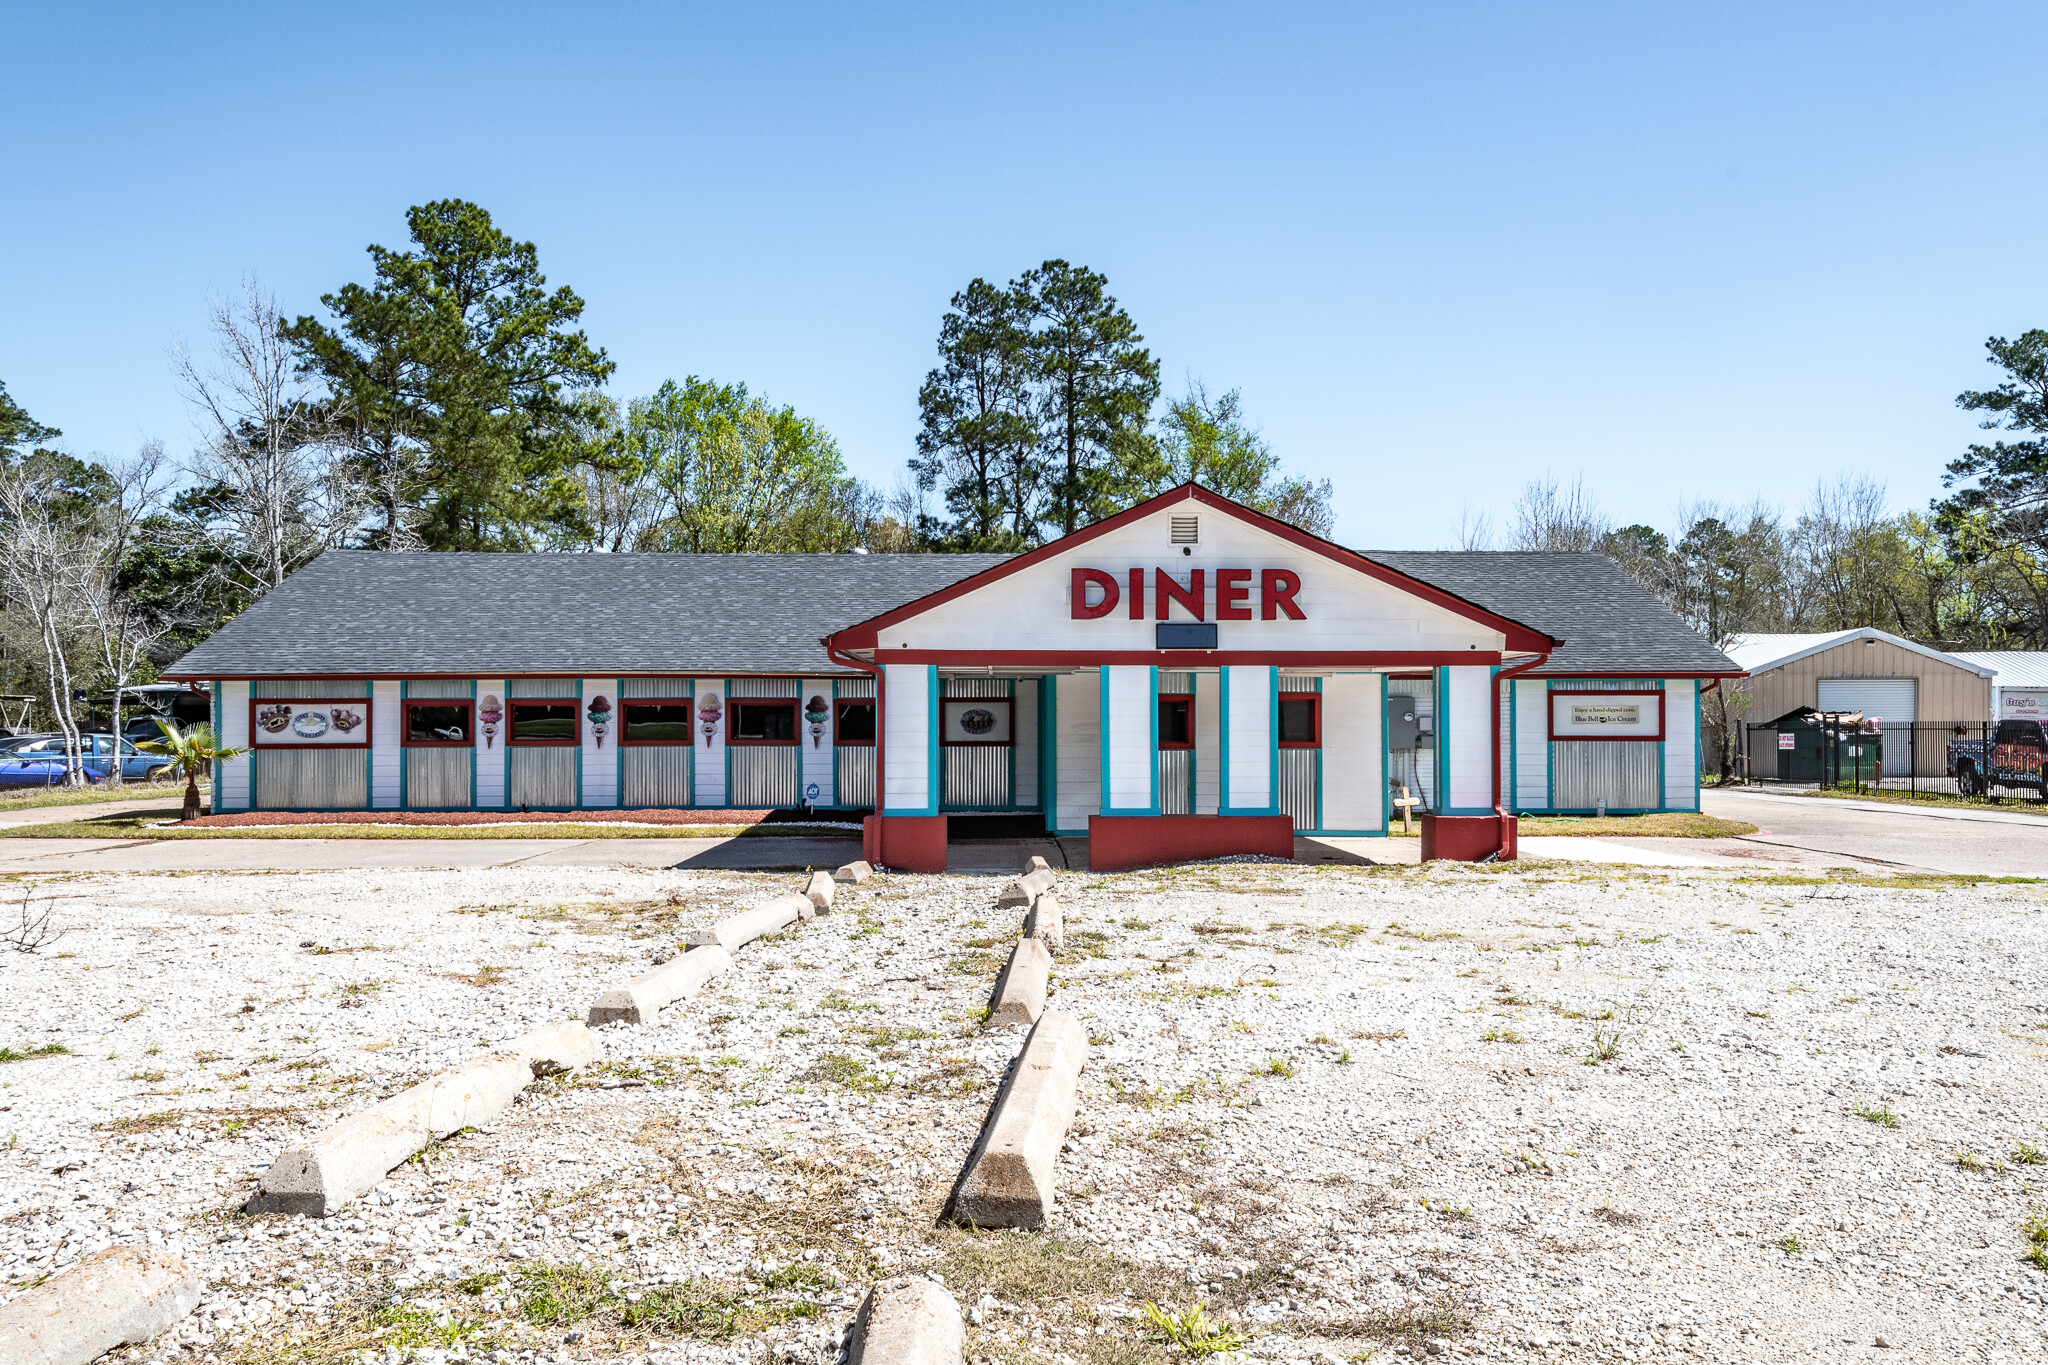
[291,711,330,739]
[805,782,821,801]
[960,708,997,735]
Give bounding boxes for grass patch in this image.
[0,812,846,841]
[1852,1104,1901,1129]
[1799,785,2048,819]
[0,1043,69,1064]
[621,1277,816,1338]
[1143,1300,1250,1356]
[1513,813,1758,838]
[514,1261,618,1325]
[799,1052,889,1092]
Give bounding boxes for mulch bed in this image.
[176,808,787,829]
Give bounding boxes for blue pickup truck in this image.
[1948,719,2047,798]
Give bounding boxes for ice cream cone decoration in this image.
[699,693,723,748]
[588,695,611,748]
[479,695,502,748]
[805,694,828,748]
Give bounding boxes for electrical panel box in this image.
[1387,695,1425,751]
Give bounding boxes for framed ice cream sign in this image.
[249,698,372,748]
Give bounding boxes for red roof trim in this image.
[876,650,1503,667]
[824,484,1558,653]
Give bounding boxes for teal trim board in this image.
[1379,673,1391,832]
[398,680,408,809]
[1655,679,1667,812]
[1544,681,1555,814]
[1691,681,1703,812]
[722,681,732,810]
[1267,666,1280,816]
[1040,677,1058,833]
[1217,668,1233,814]
[468,678,479,810]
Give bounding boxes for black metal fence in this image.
[1739,720,2022,798]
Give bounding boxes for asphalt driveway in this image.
[1701,788,2048,877]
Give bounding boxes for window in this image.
[1158,695,1193,749]
[508,700,578,745]
[729,699,797,745]
[1278,693,1320,748]
[622,701,693,744]
[403,701,473,747]
[835,699,876,745]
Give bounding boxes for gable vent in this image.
[1169,515,1200,544]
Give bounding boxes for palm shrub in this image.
[135,719,246,822]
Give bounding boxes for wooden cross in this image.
[1392,784,1420,834]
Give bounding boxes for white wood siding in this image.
[1102,665,1156,812]
[370,680,401,808]
[581,679,617,807]
[1055,671,1101,832]
[1664,679,1697,811]
[875,504,1506,657]
[694,680,727,807]
[216,680,251,811]
[474,679,506,807]
[1194,671,1220,815]
[1444,665,1494,811]
[882,664,933,813]
[1225,665,1274,812]
[1322,672,1384,831]
[800,678,834,806]
[1013,679,1040,808]
[1513,679,1548,810]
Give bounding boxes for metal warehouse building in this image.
[163,486,1740,868]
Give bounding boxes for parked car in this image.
[0,733,175,787]
[1947,719,2048,798]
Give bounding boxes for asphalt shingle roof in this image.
[1367,551,1739,677]
[164,547,1737,680]
[163,551,1013,679]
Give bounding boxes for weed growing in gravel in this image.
[622,1278,813,1338]
[515,1261,616,1325]
[1779,1235,1801,1255]
[1594,1203,1641,1226]
[1255,1056,1295,1078]
[800,1053,889,1093]
[1143,1300,1249,1356]
[1852,1105,1901,1129]
[0,1043,68,1063]
[2023,1208,2048,1271]
[1481,1026,1525,1044]
[1584,1029,1623,1065]
[2016,1144,2044,1166]
[1419,1198,1472,1220]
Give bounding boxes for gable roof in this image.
[1724,629,1994,678]
[825,484,1560,655]
[161,551,1012,679]
[1949,651,2048,688]
[1368,551,1740,677]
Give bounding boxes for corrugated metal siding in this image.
[1159,671,1195,694]
[623,746,693,807]
[836,676,875,698]
[1550,742,1660,810]
[407,679,471,699]
[732,746,800,805]
[730,677,799,697]
[622,677,692,698]
[837,747,875,808]
[406,747,471,808]
[943,678,1009,697]
[1280,748,1316,830]
[944,746,1009,808]
[1740,639,1990,730]
[1159,748,1192,814]
[1279,673,1319,691]
[1387,677,1436,812]
[254,680,368,698]
[255,749,368,809]
[509,746,577,806]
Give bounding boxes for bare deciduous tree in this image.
[1510,474,1610,552]
[0,458,95,784]
[172,278,363,592]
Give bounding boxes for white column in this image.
[474,680,506,807]
[1223,664,1275,813]
[1193,672,1220,815]
[1321,672,1384,832]
[800,679,834,807]
[1443,665,1495,812]
[215,680,251,811]
[370,681,401,808]
[694,679,727,807]
[1100,665,1157,814]
[882,664,935,815]
[1664,680,1696,811]
[1053,671,1100,832]
[581,679,617,807]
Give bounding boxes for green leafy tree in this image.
[631,378,865,552]
[1123,381,1336,536]
[0,380,60,459]
[136,718,246,822]
[1019,261,1160,533]
[913,279,1041,548]
[286,200,615,550]
[1940,330,2048,644]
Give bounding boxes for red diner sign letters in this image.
[1070,567,1306,621]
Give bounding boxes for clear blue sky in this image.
[4,3,2043,548]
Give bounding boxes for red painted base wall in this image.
[863,815,949,872]
[1088,814,1297,871]
[1421,812,1519,862]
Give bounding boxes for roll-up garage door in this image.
[1816,679,1916,725]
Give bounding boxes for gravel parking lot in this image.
[3,858,2046,1365]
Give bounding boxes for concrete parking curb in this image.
[1023,892,1062,954]
[805,869,836,913]
[987,937,1050,1026]
[0,1245,202,1365]
[835,860,874,884]
[685,893,808,951]
[587,945,735,1025]
[246,1020,599,1217]
[947,1009,1087,1229]
[848,1276,963,1365]
[997,868,1055,909]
